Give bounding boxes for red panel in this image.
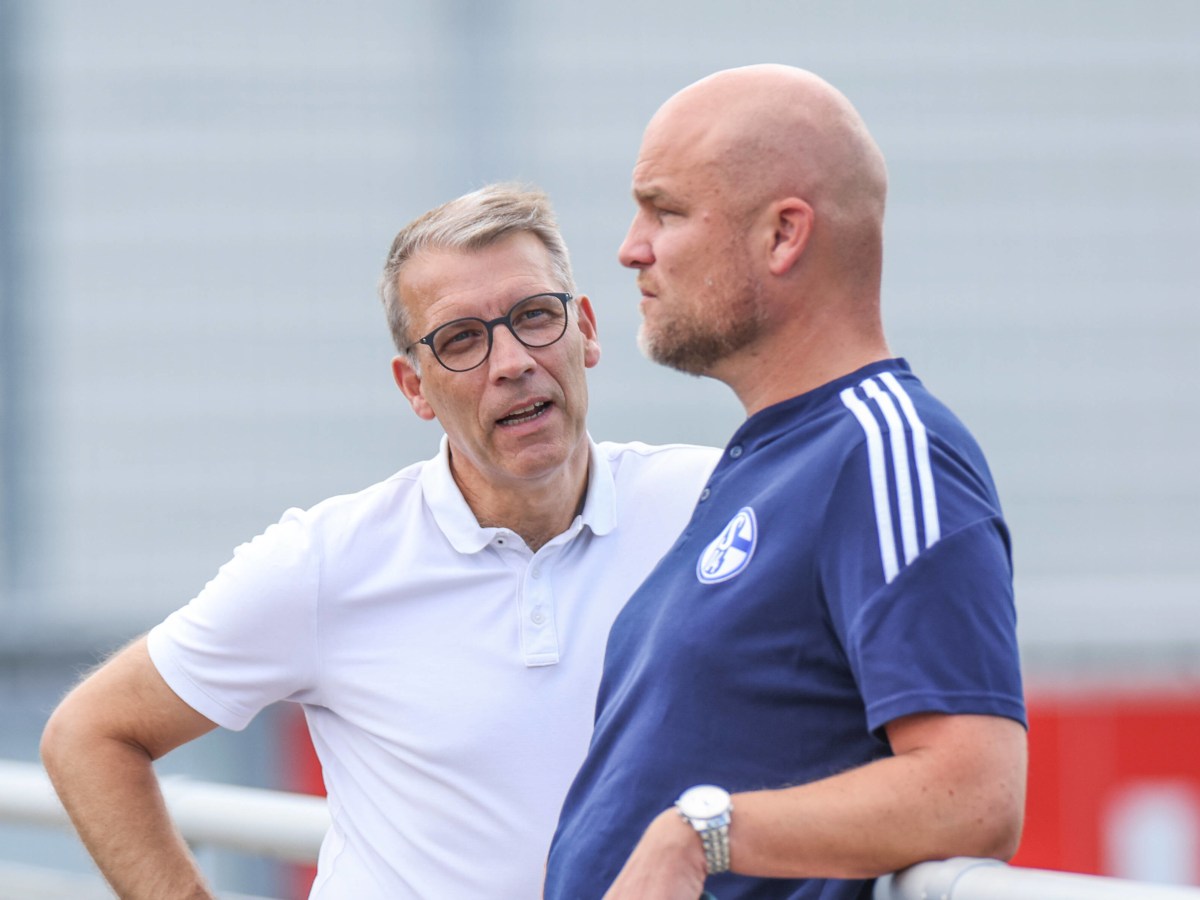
[1014,687,1200,880]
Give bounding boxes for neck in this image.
[452,446,591,553]
[717,294,891,417]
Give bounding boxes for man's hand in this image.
[602,807,708,900]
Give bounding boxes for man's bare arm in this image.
[602,713,1027,899]
[41,635,219,900]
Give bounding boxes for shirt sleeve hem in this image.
[866,690,1028,737]
[146,624,256,732]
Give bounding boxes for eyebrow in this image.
[633,185,678,207]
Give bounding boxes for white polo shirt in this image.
[147,437,719,899]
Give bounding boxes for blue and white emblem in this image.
[696,507,757,584]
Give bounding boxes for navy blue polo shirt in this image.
[546,359,1025,900]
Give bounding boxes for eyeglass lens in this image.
[431,293,569,371]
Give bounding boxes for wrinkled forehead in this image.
[400,233,560,328]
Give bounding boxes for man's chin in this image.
[497,435,580,480]
[638,331,716,377]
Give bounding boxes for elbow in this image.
[956,720,1028,863]
[40,697,79,785]
[984,802,1025,862]
[889,712,1029,869]
[985,748,1028,862]
[959,788,1025,863]
[923,765,1026,866]
[40,687,110,788]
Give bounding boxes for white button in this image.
[531,608,546,625]
[700,488,711,502]
[729,445,743,459]
[531,567,541,579]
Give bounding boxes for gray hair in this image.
[379,183,577,356]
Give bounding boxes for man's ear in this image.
[766,198,814,276]
[392,355,436,421]
[575,294,602,369]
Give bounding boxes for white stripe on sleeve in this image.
[878,371,940,548]
[839,386,900,583]
[861,378,919,566]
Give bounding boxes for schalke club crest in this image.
[696,507,757,584]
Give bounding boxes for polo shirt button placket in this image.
[520,551,560,665]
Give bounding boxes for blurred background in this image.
[0,0,1197,896]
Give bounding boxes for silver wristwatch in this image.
[675,784,733,875]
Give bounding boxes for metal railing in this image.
[875,855,1200,899]
[0,759,329,863]
[3,760,1200,899]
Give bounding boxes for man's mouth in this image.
[497,401,551,427]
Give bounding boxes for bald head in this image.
[643,64,888,283]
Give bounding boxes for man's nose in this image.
[618,215,653,269]
[487,324,537,379]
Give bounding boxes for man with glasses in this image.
[41,184,719,899]
[546,65,1027,899]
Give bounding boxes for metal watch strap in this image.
[697,818,731,875]
[676,806,732,875]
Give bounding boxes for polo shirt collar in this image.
[579,434,617,538]
[420,434,617,554]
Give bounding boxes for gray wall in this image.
[1,0,1197,893]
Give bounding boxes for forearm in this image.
[729,744,1022,879]
[42,729,215,900]
[41,637,220,900]
[729,714,1024,880]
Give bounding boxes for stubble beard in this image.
[638,275,767,376]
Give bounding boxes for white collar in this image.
[419,434,616,554]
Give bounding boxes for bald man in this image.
[545,65,1027,899]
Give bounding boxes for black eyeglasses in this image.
[409,292,573,372]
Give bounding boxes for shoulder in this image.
[300,457,428,527]
[256,457,432,565]
[595,439,722,465]
[823,367,1004,582]
[834,367,986,459]
[825,367,994,506]
[595,440,721,484]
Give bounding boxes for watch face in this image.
[679,785,730,818]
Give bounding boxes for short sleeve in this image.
[146,508,321,731]
[817,432,1025,739]
[848,518,1026,735]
